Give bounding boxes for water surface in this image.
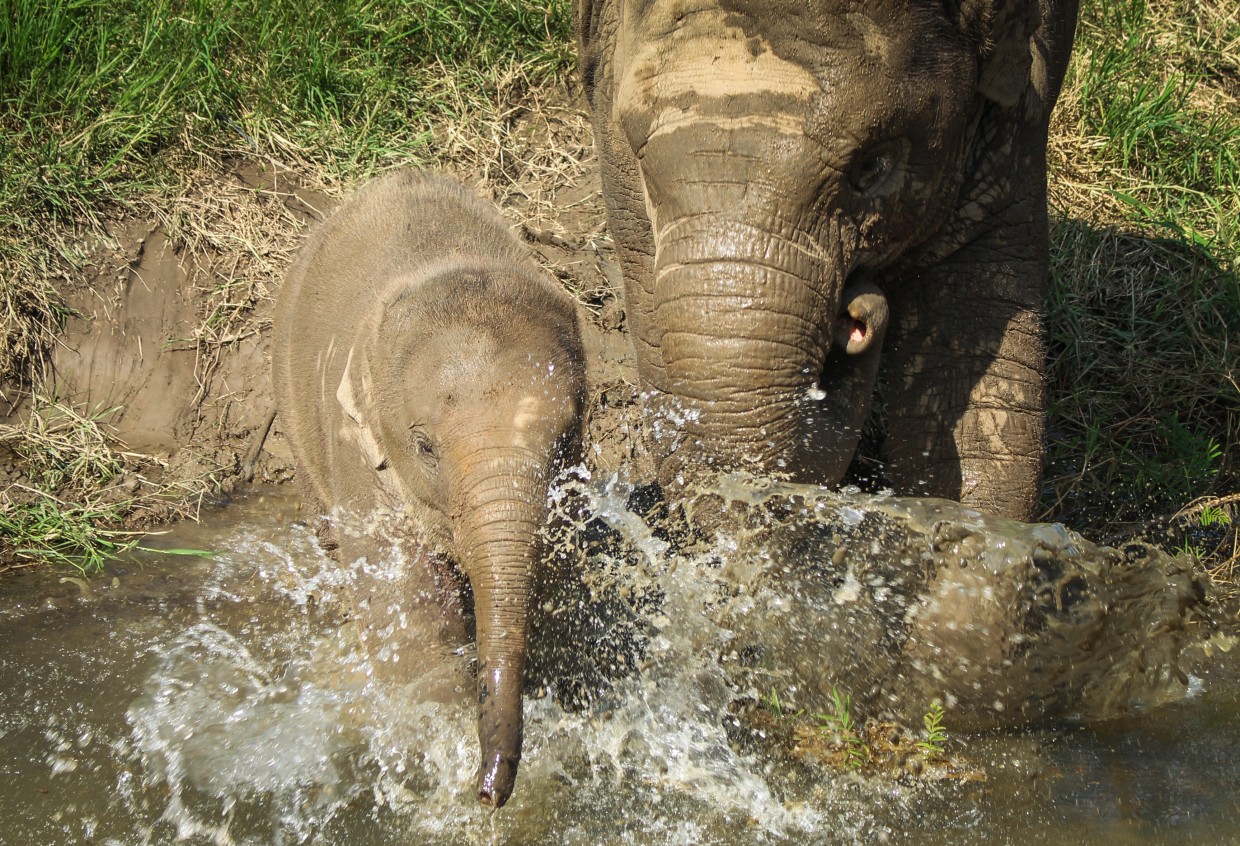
[0,484,1235,845]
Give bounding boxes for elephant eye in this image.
[408,427,439,470]
[849,141,905,197]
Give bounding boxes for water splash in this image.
[0,482,1225,845]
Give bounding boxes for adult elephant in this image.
[576,0,1079,519]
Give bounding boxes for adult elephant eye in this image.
[848,141,906,197]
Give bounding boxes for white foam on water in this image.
[116,480,882,844]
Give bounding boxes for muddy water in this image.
[1,483,1237,845]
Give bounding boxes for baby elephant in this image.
[272,170,586,808]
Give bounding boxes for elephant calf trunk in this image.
[454,477,542,808]
[476,659,524,806]
[467,569,532,809]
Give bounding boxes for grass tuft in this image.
[0,398,209,573]
[0,496,144,576]
[1,399,125,494]
[815,687,869,770]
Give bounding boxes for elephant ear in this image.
[336,346,389,471]
[946,0,1043,107]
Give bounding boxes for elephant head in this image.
[340,269,586,807]
[577,0,1079,517]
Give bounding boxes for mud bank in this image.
[48,167,323,489]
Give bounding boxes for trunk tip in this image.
[476,751,521,808]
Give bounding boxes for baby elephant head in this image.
[343,266,586,807]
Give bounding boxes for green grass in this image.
[0,495,214,576]
[0,496,144,575]
[815,687,869,770]
[1042,0,1239,580]
[1076,3,1240,205]
[917,702,948,758]
[0,0,573,230]
[760,685,801,720]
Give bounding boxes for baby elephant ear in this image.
[336,347,389,471]
[946,0,1042,108]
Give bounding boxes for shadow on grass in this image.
[1042,214,1238,577]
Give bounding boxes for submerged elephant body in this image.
[577,0,1079,519]
[272,171,586,807]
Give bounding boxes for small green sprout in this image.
[917,702,949,758]
[816,687,869,769]
[1174,540,1205,560]
[1199,505,1232,528]
[760,686,803,720]
[1174,505,1232,560]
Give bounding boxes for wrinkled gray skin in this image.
[576,0,1079,519]
[273,171,586,807]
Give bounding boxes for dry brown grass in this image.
[141,154,332,404]
[0,240,69,400]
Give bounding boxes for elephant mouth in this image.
[839,315,871,348]
[648,256,891,489]
[832,279,889,358]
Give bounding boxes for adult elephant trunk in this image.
[634,120,888,489]
[449,446,550,808]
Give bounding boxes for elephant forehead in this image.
[437,354,574,419]
[428,331,497,388]
[617,6,819,107]
[616,1,958,144]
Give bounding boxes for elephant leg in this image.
[883,196,1048,521]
